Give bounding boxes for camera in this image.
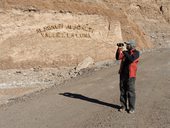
[117,43,124,47]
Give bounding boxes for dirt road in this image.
[0,48,169,128]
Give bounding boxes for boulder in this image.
[76,57,94,72]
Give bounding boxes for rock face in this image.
[0,11,122,69]
[122,0,170,47]
[0,0,169,69]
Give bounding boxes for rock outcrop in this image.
[0,0,169,69]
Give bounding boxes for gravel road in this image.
[0,48,169,128]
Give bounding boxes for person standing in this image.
[115,40,140,114]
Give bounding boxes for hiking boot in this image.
[118,106,125,112]
[129,109,135,114]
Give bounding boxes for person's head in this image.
[125,40,136,50]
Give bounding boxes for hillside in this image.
[0,0,169,69]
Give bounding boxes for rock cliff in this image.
[0,0,169,69]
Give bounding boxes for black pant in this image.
[119,76,136,110]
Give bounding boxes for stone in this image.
[76,57,94,72]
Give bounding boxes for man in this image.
[115,40,140,114]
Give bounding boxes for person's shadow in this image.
[59,92,120,110]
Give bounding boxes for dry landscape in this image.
[0,0,170,128]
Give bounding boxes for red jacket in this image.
[116,48,140,78]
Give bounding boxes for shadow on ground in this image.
[59,92,120,109]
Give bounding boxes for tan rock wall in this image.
[0,10,122,69]
[1,0,167,69]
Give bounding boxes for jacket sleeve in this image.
[123,50,139,63]
[115,48,124,60]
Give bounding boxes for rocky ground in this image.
[0,56,113,105]
[0,48,169,128]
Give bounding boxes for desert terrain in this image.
[0,0,169,127]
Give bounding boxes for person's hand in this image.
[118,46,123,50]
